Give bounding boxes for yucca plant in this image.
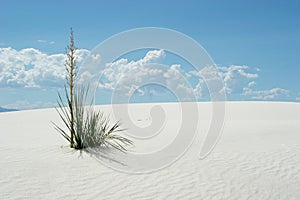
[52,28,132,152]
[53,86,133,151]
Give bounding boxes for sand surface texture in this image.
[0,102,299,199]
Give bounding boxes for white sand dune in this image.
[0,102,300,199]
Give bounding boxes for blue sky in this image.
[0,0,299,109]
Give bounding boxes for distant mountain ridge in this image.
[0,107,18,112]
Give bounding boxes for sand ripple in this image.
[0,145,299,200]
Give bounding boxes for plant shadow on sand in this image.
[83,147,129,167]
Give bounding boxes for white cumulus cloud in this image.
[99,49,195,100]
[188,65,259,98]
[248,81,256,87]
[0,47,90,88]
[243,87,289,100]
[219,65,259,94]
[37,39,55,45]
[1,47,293,103]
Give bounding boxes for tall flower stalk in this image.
[65,28,77,148]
